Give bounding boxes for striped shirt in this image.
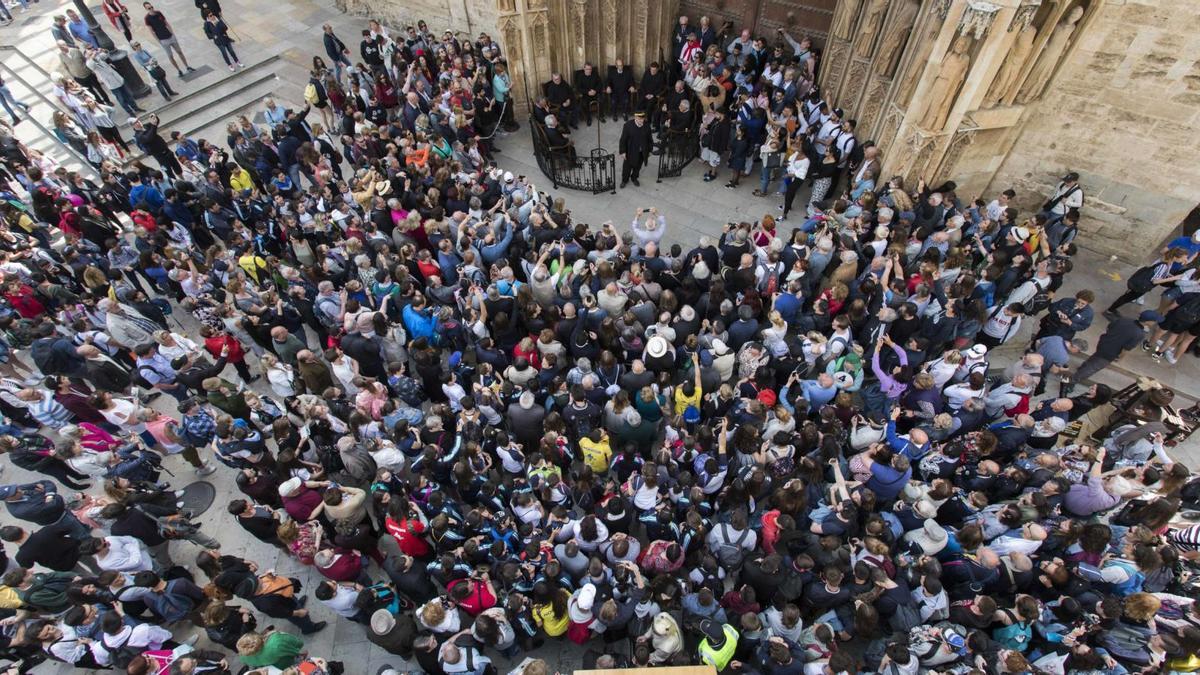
[29,392,74,429]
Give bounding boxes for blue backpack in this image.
[1104,559,1145,597]
[993,611,1033,652]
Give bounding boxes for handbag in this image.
[256,573,297,599]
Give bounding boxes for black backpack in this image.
[1127,264,1160,294]
[101,634,142,669]
[1024,291,1051,316]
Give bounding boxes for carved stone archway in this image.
[820,0,1102,194]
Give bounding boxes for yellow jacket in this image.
[229,168,255,193]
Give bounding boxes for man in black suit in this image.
[79,343,131,393]
[638,62,668,119]
[577,63,603,125]
[545,72,577,129]
[606,59,635,121]
[619,111,653,188]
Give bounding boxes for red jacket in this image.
[386,515,431,558]
[204,333,246,363]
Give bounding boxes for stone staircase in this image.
[0,45,280,173]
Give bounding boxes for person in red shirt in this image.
[279,477,328,523]
[199,325,255,382]
[314,546,370,585]
[385,498,432,559]
[447,574,497,617]
[3,281,45,319]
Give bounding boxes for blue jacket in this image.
[886,420,930,461]
[402,304,438,342]
[479,221,514,266]
[129,183,164,211]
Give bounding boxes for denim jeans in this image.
[216,42,239,66]
[0,85,31,121]
[759,166,776,193]
[111,85,138,114]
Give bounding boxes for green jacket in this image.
[240,631,305,670]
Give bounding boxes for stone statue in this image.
[830,0,862,41]
[873,0,920,78]
[1017,6,1085,104]
[917,36,972,130]
[853,0,890,59]
[983,23,1037,107]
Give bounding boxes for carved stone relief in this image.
[983,22,1036,107]
[858,75,890,135]
[958,0,1001,39]
[822,40,852,102]
[1017,4,1085,103]
[853,0,889,59]
[915,35,972,131]
[873,0,919,79]
[829,0,862,41]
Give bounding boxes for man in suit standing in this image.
[619,111,653,188]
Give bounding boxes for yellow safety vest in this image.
[698,624,739,671]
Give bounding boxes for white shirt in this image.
[67,449,113,477]
[97,535,153,572]
[156,335,200,362]
[982,310,1021,343]
[321,585,362,618]
[95,623,173,666]
[988,535,1042,557]
[45,625,88,664]
[786,152,810,180]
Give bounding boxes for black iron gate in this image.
[656,124,700,182]
[528,118,617,195]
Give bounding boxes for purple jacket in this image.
[872,343,909,400]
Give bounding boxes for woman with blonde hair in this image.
[258,353,298,398]
[276,519,319,565]
[640,612,683,664]
[237,630,305,670]
[761,310,789,357]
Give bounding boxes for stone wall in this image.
[989,0,1200,260]
[334,0,499,46]
[678,0,836,44]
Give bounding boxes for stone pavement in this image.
[0,2,1197,674]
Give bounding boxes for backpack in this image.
[758,260,781,298]
[146,587,196,623]
[102,633,143,669]
[304,83,319,105]
[30,338,69,376]
[889,602,922,633]
[1127,263,1160,294]
[1100,621,1152,665]
[131,365,160,390]
[767,446,795,478]
[1004,391,1031,417]
[1024,290,1051,315]
[992,612,1032,652]
[1103,559,1145,596]
[1173,293,1200,326]
[314,295,342,329]
[712,524,749,569]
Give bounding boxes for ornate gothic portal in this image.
[822,0,1101,197]
[494,0,680,113]
[337,0,680,115]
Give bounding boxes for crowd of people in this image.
[0,4,1196,675]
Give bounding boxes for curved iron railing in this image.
[656,123,700,182]
[528,118,616,195]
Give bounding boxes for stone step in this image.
[117,54,281,132]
